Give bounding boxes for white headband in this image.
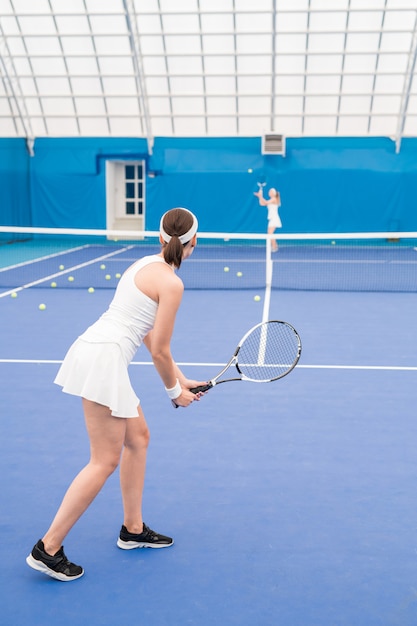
[160,208,198,245]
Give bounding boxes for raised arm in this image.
[254,190,269,206]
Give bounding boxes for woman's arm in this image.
[143,274,202,406]
[254,191,268,206]
[145,275,182,388]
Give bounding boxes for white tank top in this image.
[79,254,169,364]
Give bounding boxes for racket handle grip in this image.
[190,383,213,393]
[171,383,213,408]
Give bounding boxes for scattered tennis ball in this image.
[248,168,253,173]
[51,281,57,288]
[59,264,64,270]
[115,273,121,279]
[100,264,106,270]
[105,274,111,280]
[88,287,95,293]
[224,266,230,272]
[11,292,18,298]
[331,240,336,245]
[39,303,46,310]
[68,276,74,282]
[254,295,261,302]
[237,271,243,277]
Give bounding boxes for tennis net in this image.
[0,226,416,293]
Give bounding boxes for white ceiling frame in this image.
[0,20,35,154]
[395,11,417,153]
[0,2,415,145]
[123,0,153,155]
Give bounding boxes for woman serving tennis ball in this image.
[254,186,282,252]
[26,207,207,582]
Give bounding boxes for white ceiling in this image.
[0,0,416,149]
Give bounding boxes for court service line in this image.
[0,359,416,371]
[0,245,135,299]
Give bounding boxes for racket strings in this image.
[237,322,300,381]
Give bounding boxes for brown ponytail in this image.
[160,208,195,269]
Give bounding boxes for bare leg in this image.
[119,404,150,533]
[268,225,278,251]
[42,399,126,555]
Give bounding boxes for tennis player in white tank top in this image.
[26,208,207,582]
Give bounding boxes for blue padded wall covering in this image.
[1,136,416,234]
[0,139,31,227]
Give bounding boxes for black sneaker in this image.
[117,524,174,550]
[26,539,84,581]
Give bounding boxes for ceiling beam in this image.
[123,0,154,155]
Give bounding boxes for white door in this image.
[106,161,145,236]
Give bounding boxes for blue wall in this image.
[0,136,416,233]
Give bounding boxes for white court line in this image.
[0,244,90,272]
[0,359,416,371]
[0,245,135,299]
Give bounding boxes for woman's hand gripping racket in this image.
[189,320,301,395]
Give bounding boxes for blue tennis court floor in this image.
[1,287,417,625]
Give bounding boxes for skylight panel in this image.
[235,12,271,33]
[308,10,347,32]
[200,13,234,33]
[304,96,339,115]
[169,77,204,94]
[238,76,271,94]
[206,97,236,114]
[74,97,106,115]
[202,35,235,54]
[161,13,200,33]
[238,96,270,115]
[236,34,272,54]
[89,15,126,34]
[60,36,95,55]
[55,16,91,35]
[237,55,271,74]
[164,35,201,55]
[167,56,203,75]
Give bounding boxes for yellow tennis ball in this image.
[224,266,229,272]
[254,295,261,301]
[115,273,121,279]
[51,282,57,288]
[68,276,74,282]
[105,274,111,280]
[39,303,46,310]
[237,271,243,277]
[331,240,336,245]
[88,287,95,293]
[100,264,106,270]
[59,264,64,270]
[248,168,253,173]
[11,292,18,298]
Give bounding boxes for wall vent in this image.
[262,134,286,156]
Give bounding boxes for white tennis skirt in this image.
[54,338,140,418]
[268,217,282,229]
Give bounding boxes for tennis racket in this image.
[173,320,301,407]
[256,172,267,190]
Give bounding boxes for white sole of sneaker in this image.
[26,554,84,581]
[116,538,174,550]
